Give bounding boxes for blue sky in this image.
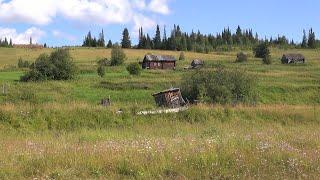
[0,0,318,46]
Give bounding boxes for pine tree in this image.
[98,29,105,47]
[145,34,152,49]
[162,26,168,50]
[235,25,242,45]
[29,37,32,45]
[107,40,113,48]
[301,30,308,48]
[308,28,316,49]
[121,28,131,48]
[153,25,162,49]
[9,38,13,47]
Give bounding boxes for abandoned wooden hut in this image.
[141,54,176,70]
[152,88,186,108]
[281,54,305,64]
[191,59,204,69]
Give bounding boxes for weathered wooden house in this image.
[281,54,305,64]
[191,59,204,69]
[141,54,176,70]
[152,88,186,108]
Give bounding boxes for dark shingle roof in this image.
[144,54,176,62]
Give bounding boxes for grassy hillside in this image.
[0,47,319,179]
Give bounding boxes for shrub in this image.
[97,65,106,78]
[111,45,126,66]
[253,43,270,58]
[17,57,30,68]
[181,65,257,104]
[97,58,110,66]
[235,52,248,63]
[179,51,185,60]
[20,49,77,81]
[263,55,272,65]
[126,63,141,75]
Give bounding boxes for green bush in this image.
[20,49,77,81]
[126,63,141,75]
[253,43,270,58]
[179,51,185,60]
[97,58,110,66]
[263,55,272,65]
[97,65,106,78]
[111,45,126,66]
[17,57,30,68]
[235,52,248,63]
[181,65,257,104]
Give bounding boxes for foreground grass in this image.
[0,104,319,179]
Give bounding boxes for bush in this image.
[17,57,30,68]
[181,65,257,105]
[235,52,248,63]
[97,65,106,78]
[253,43,270,58]
[97,58,110,66]
[263,55,272,65]
[179,51,185,60]
[20,49,77,81]
[111,45,126,66]
[126,63,141,75]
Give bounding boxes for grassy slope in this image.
[0,47,319,179]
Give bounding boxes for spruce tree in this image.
[121,28,131,48]
[153,25,162,49]
[98,29,105,47]
[107,40,113,48]
[301,30,308,48]
[308,28,316,49]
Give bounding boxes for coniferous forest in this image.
[82,25,318,52]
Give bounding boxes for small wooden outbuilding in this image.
[141,54,176,70]
[281,54,305,64]
[152,88,186,108]
[191,59,204,69]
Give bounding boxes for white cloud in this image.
[52,30,77,41]
[148,0,170,15]
[133,13,156,37]
[0,0,172,25]
[0,27,45,44]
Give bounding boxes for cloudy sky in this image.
[0,0,319,46]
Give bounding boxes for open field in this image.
[0,47,320,178]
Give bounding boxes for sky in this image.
[0,0,319,46]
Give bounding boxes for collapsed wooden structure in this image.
[141,54,176,70]
[191,59,204,69]
[281,54,305,64]
[152,88,187,108]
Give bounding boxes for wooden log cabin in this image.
[141,54,176,70]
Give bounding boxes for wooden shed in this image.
[141,54,176,70]
[152,88,186,108]
[281,54,305,64]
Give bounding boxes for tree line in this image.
[0,37,13,48]
[82,25,318,52]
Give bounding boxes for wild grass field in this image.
[0,47,319,179]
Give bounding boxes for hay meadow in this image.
[0,47,320,179]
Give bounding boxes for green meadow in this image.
[0,47,319,179]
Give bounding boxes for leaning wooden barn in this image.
[191,59,204,69]
[152,88,187,108]
[281,54,305,64]
[141,54,176,70]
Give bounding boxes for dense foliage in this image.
[20,49,77,81]
[17,57,30,68]
[126,62,141,75]
[97,65,106,78]
[181,65,257,104]
[235,52,248,63]
[121,28,131,48]
[253,43,270,58]
[110,45,126,66]
[82,29,106,47]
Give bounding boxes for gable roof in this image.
[152,88,180,96]
[144,54,176,62]
[282,53,305,60]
